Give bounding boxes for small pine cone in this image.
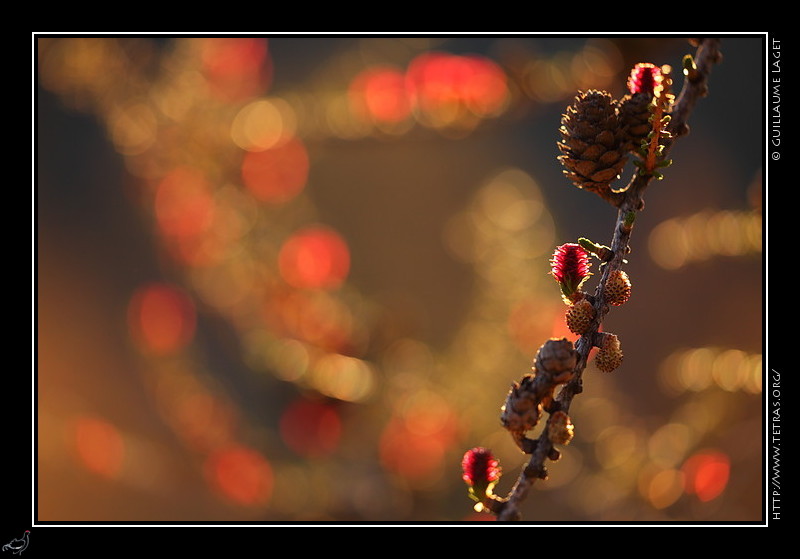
[558,90,628,194]
[565,299,595,335]
[501,374,543,434]
[534,338,577,383]
[548,410,574,445]
[618,93,654,152]
[605,269,632,306]
[595,333,623,373]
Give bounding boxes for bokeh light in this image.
[648,423,693,469]
[645,467,685,510]
[128,283,197,355]
[171,390,237,452]
[682,451,730,502]
[595,425,640,470]
[110,102,158,156]
[400,391,458,441]
[406,52,508,130]
[310,353,375,402]
[658,347,762,395]
[200,37,271,102]
[155,167,216,240]
[278,226,350,290]
[649,209,762,269]
[279,399,342,458]
[241,138,309,204]
[379,420,445,485]
[270,290,354,352]
[205,444,274,506]
[349,65,411,124]
[378,391,458,487]
[72,416,125,479]
[231,97,297,152]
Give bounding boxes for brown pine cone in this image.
[618,92,654,153]
[558,90,628,195]
[534,338,577,384]
[500,374,543,434]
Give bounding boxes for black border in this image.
[31,33,770,544]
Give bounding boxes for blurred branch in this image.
[493,38,722,522]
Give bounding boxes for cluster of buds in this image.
[551,242,632,335]
[630,63,676,179]
[500,338,577,456]
[472,180,637,512]
[559,62,674,198]
[619,63,663,152]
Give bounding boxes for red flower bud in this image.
[550,243,591,299]
[627,63,663,95]
[461,447,501,490]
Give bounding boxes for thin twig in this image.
[495,38,722,522]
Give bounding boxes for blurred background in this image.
[35,35,763,523]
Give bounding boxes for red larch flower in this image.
[461,447,501,490]
[627,63,663,95]
[550,243,591,299]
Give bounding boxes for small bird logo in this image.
[2,531,29,555]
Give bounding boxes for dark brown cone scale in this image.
[558,90,628,194]
[500,374,543,436]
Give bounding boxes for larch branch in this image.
[494,38,722,522]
